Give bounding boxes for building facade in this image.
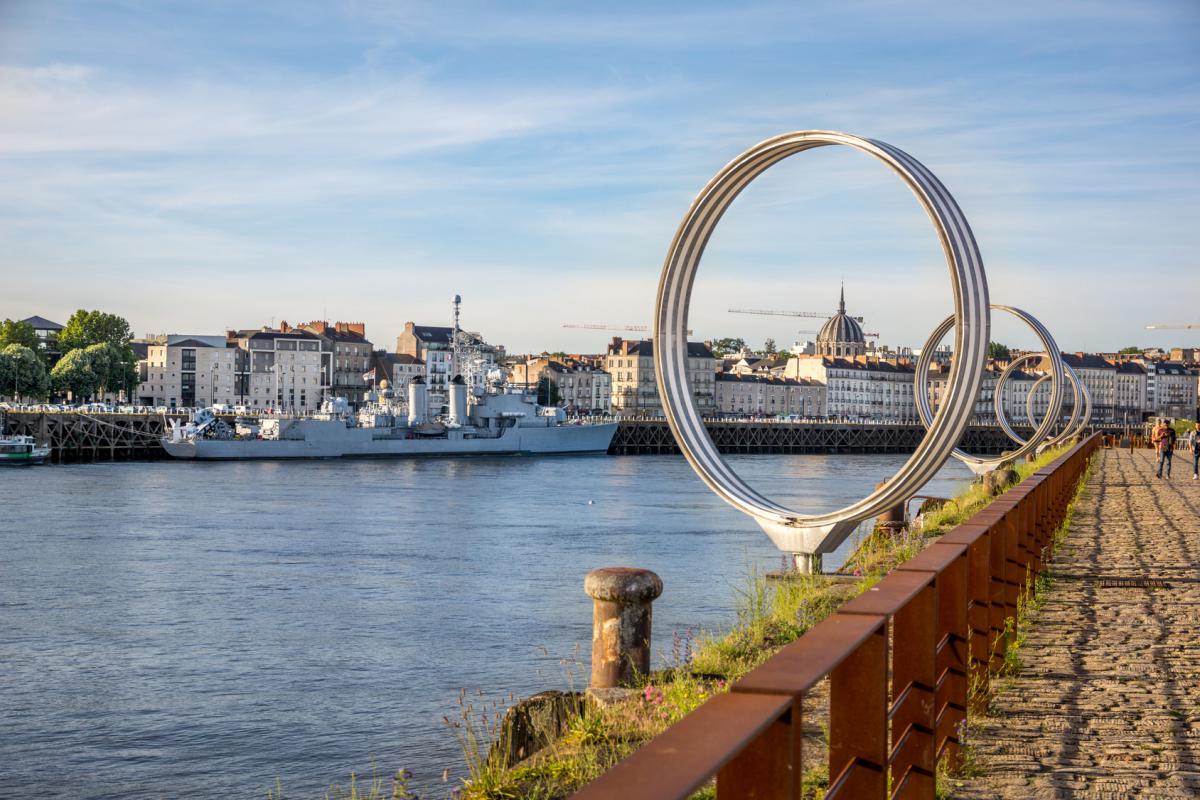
[786,356,916,421]
[137,335,237,408]
[604,338,716,416]
[299,321,373,406]
[714,373,826,417]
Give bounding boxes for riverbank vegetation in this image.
[434,444,1074,800]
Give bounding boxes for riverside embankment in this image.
[0,409,1054,461]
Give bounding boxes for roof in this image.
[608,339,715,358]
[1116,362,1146,375]
[816,287,865,346]
[1154,362,1193,376]
[247,329,319,341]
[169,337,220,348]
[412,325,454,344]
[823,357,914,374]
[717,373,812,386]
[130,342,149,360]
[1061,353,1113,370]
[21,315,63,331]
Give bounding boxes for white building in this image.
[237,328,325,412]
[714,373,826,417]
[787,356,917,421]
[137,335,237,408]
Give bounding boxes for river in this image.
[0,454,973,798]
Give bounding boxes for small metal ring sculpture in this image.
[914,305,1064,475]
[993,352,1058,445]
[653,131,989,571]
[1025,363,1092,448]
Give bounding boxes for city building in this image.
[714,373,826,417]
[298,321,373,406]
[604,337,716,416]
[21,315,63,364]
[230,325,326,412]
[1146,361,1197,418]
[137,335,237,408]
[521,357,612,414]
[396,320,504,408]
[370,351,425,392]
[814,287,867,358]
[1114,361,1147,425]
[786,356,916,421]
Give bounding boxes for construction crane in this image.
[562,323,694,335]
[729,308,866,323]
[1145,323,1199,330]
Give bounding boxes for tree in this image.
[58,310,133,353]
[0,344,50,399]
[710,337,747,358]
[0,319,40,352]
[763,338,777,355]
[536,376,561,406]
[84,342,135,397]
[987,341,1011,360]
[1118,346,1142,355]
[51,348,99,401]
[57,310,138,398]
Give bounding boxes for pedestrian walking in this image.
[1151,419,1177,479]
[1190,427,1199,480]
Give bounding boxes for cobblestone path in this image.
[953,447,1200,799]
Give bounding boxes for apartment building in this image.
[604,337,716,416]
[137,335,237,408]
[299,321,373,406]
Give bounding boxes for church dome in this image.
[816,286,866,357]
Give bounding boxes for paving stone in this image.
[952,449,1200,799]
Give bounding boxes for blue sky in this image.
[2,1,1198,353]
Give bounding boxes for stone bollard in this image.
[584,567,663,689]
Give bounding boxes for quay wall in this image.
[3,410,1123,462]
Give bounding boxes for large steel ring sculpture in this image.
[653,131,989,573]
[914,306,1065,475]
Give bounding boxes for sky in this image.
[2,0,1199,354]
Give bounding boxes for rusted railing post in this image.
[585,568,663,688]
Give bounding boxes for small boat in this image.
[0,435,51,466]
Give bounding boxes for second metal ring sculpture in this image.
[915,306,1065,474]
[653,131,989,572]
[1025,364,1092,448]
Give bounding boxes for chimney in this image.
[279,320,291,333]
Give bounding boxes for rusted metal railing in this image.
[572,433,1100,800]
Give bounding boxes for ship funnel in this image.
[448,375,468,425]
[407,377,428,426]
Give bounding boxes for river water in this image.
[1,454,972,798]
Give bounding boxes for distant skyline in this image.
[3,1,1199,354]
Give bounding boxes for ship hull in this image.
[161,422,617,460]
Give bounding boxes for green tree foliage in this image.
[710,337,747,358]
[763,338,777,355]
[58,309,133,353]
[0,344,50,399]
[84,343,136,396]
[51,348,99,400]
[987,341,1011,360]
[537,376,561,406]
[56,310,138,397]
[1118,346,1142,355]
[0,319,40,352]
